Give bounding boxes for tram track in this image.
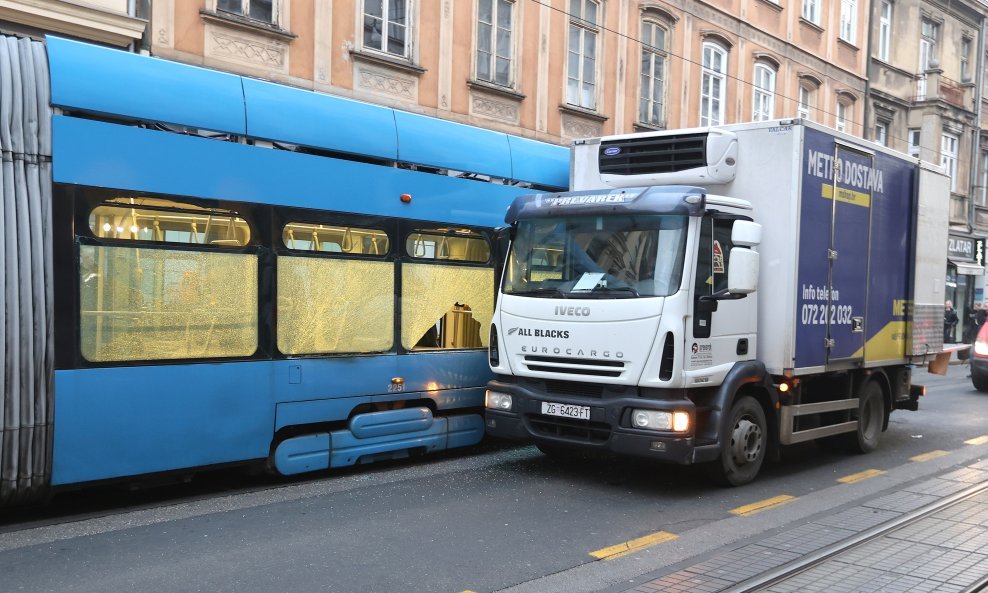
[721,480,988,593]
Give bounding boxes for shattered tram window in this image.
[79,245,258,362]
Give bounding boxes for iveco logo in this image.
[554,306,591,316]
[603,146,622,156]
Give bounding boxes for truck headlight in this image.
[632,410,690,432]
[486,391,512,411]
[632,410,672,430]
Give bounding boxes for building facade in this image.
[0,0,147,47]
[147,0,868,144]
[864,0,988,341]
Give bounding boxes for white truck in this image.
[484,120,950,485]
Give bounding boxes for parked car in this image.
[971,323,988,392]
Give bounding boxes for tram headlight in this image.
[486,391,512,411]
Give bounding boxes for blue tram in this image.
[0,35,567,505]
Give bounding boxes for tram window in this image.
[283,222,390,255]
[406,229,490,262]
[79,245,258,362]
[89,199,251,247]
[401,264,494,350]
[278,257,394,354]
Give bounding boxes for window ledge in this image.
[837,38,859,51]
[467,79,526,101]
[634,121,666,132]
[755,0,784,12]
[199,9,297,41]
[559,104,609,122]
[798,17,824,33]
[350,49,427,76]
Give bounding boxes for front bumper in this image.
[485,379,720,465]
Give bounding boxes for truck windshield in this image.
[503,215,688,298]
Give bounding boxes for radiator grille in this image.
[523,355,626,378]
[599,133,707,176]
[545,380,605,398]
[528,415,611,443]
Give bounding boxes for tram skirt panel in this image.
[0,35,54,506]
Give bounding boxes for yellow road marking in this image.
[589,531,678,560]
[729,495,796,516]
[838,469,885,484]
[965,436,988,446]
[911,450,949,462]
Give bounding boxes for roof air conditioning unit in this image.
[571,128,738,190]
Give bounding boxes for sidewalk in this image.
[614,462,988,593]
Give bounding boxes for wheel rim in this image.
[731,416,763,466]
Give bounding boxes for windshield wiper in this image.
[589,285,640,298]
[508,287,569,298]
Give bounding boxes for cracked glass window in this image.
[278,257,394,355]
[401,264,494,350]
[80,245,258,362]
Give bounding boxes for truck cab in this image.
[485,186,769,484]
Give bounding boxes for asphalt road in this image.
[1,364,986,593]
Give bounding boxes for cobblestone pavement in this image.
[624,461,988,593]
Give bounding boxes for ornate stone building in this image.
[144,0,868,144]
[0,0,147,47]
[864,0,988,337]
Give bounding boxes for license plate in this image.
[541,401,591,421]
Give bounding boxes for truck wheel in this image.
[706,396,767,487]
[846,380,884,454]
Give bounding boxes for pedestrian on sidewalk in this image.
[945,300,959,344]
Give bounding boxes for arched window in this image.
[700,42,727,126]
[639,19,668,126]
[836,99,850,133]
[752,62,776,122]
[796,76,820,121]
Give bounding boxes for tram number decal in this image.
[388,383,405,393]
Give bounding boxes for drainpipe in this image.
[969,16,986,236]
[862,0,876,140]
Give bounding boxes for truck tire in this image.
[706,396,767,487]
[846,380,884,454]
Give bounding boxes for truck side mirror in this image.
[728,247,759,294]
[732,220,762,247]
